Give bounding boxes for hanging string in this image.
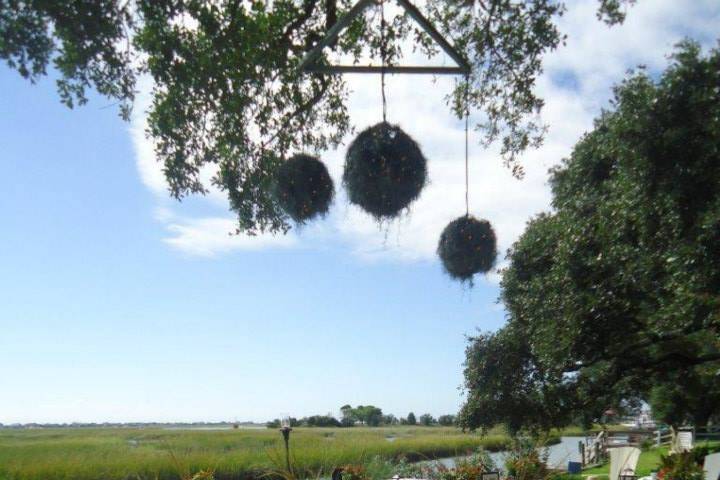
[464,73,470,216]
[380,0,387,123]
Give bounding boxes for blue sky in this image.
[1,0,718,424]
[0,71,503,423]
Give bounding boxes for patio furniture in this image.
[609,447,641,480]
[704,452,720,480]
[674,431,694,453]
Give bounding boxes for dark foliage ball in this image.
[438,215,497,281]
[274,154,334,223]
[343,122,428,219]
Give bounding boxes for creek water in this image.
[433,436,584,472]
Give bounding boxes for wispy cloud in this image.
[161,215,297,257]
[128,0,719,265]
[129,77,297,255]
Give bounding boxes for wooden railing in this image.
[695,427,720,442]
[580,426,718,467]
[655,428,673,447]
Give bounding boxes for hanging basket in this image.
[343,122,428,220]
[274,154,334,223]
[437,215,497,281]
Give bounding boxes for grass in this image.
[582,447,668,477]
[582,441,720,478]
[0,426,513,480]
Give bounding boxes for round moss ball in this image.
[437,215,497,281]
[343,122,428,219]
[274,154,334,223]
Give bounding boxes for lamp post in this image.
[280,416,292,473]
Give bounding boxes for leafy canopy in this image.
[1,0,632,233]
[419,413,436,426]
[460,40,720,433]
[340,405,384,426]
[406,412,416,425]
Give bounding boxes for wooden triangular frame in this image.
[299,0,470,75]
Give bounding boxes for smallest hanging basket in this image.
[438,215,497,282]
[274,154,334,224]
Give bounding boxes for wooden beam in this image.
[298,0,375,72]
[299,0,470,76]
[394,0,470,73]
[303,64,468,74]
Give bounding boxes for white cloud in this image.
[162,216,297,257]
[129,0,719,264]
[130,76,167,197]
[130,78,296,255]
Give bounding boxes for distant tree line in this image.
[266,406,457,428]
[0,421,263,429]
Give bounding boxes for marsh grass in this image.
[0,427,510,480]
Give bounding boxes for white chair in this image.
[609,447,641,480]
[673,431,694,453]
[703,452,720,480]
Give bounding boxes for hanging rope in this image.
[380,0,387,123]
[464,73,470,216]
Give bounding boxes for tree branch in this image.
[633,350,720,370]
[563,323,718,373]
[281,0,320,48]
[259,75,330,151]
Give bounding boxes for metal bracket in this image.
[299,0,471,75]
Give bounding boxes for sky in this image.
[1,0,718,425]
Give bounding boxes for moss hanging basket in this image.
[438,215,497,281]
[274,154,334,223]
[343,122,428,219]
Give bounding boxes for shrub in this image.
[504,438,550,480]
[658,452,705,480]
[380,448,497,480]
[459,448,497,472]
[691,443,720,463]
[640,439,655,452]
[440,464,483,480]
[341,465,368,480]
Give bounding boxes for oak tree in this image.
[460,41,720,433]
[2,0,633,233]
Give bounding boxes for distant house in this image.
[621,407,656,429]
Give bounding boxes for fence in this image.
[580,426,719,467]
[696,427,720,442]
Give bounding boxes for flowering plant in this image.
[341,465,369,480]
[657,452,704,480]
[504,438,550,480]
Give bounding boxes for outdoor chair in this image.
[609,447,641,480]
[703,452,720,480]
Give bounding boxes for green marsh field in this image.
[0,426,510,480]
